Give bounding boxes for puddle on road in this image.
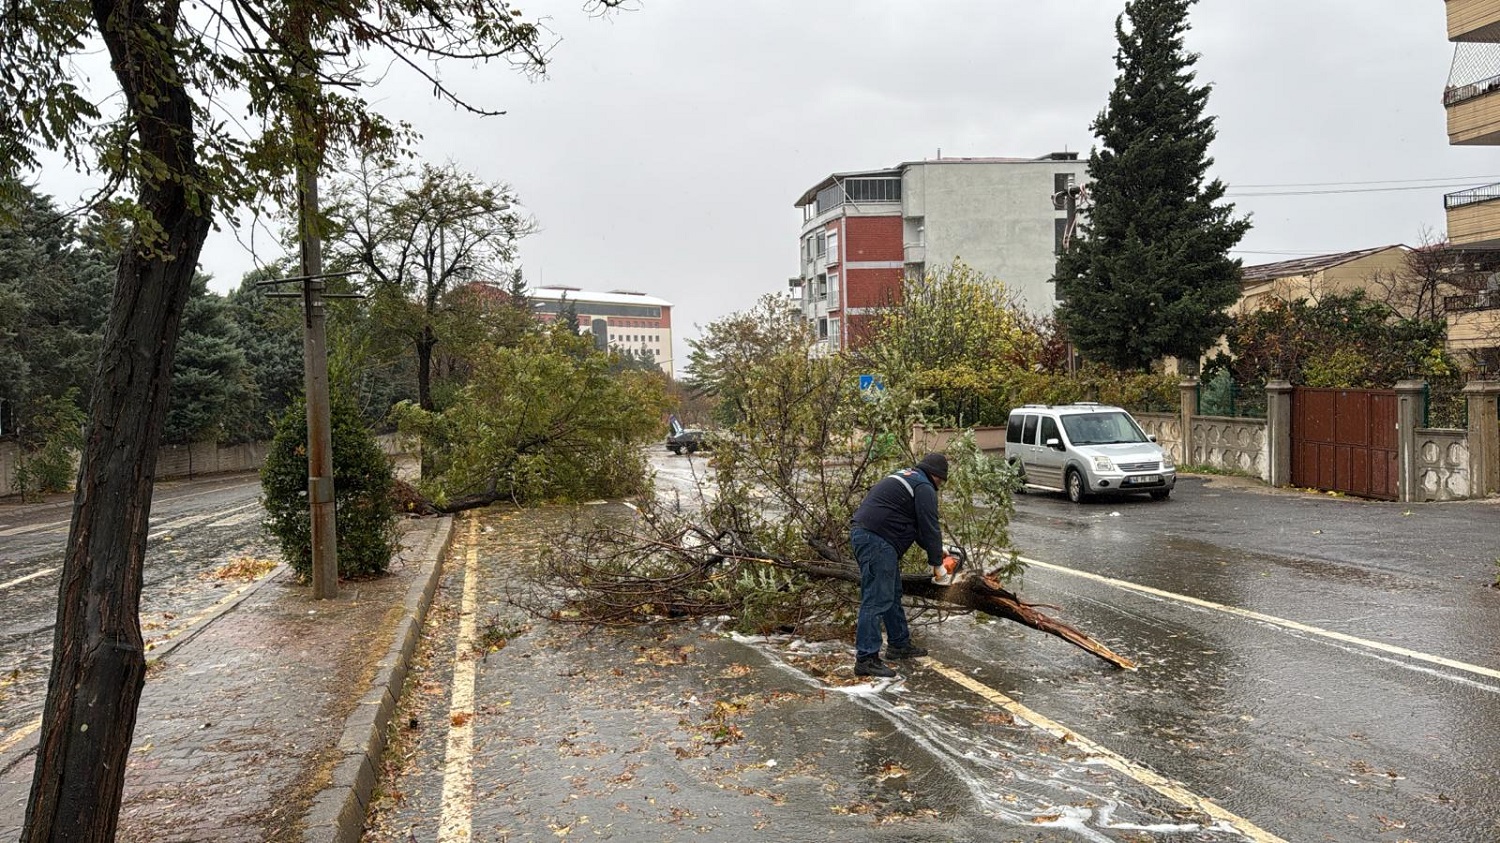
[723,633,1251,841]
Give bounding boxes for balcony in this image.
[1446,183,1500,248]
[1449,0,1500,42]
[1446,43,1500,143]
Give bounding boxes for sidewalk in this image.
[0,515,453,843]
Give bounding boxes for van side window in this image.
[1006,414,1024,443]
[1022,414,1039,445]
[1039,417,1060,446]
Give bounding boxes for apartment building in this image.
[791,153,1087,353]
[528,286,674,375]
[1441,0,1500,361]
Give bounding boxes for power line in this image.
[1232,174,1500,188]
[1228,183,1483,198]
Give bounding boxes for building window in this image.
[827,230,839,264]
[816,183,844,215]
[815,232,826,257]
[844,177,901,203]
[816,273,827,300]
[828,272,839,303]
[818,317,829,339]
[1055,217,1069,255]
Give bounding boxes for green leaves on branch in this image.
[394,329,669,507]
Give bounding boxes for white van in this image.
[1004,403,1176,502]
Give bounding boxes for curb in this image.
[301,515,456,843]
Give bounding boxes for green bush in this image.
[11,390,85,499]
[261,393,396,580]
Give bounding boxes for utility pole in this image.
[293,6,337,599]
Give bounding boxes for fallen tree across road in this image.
[523,519,1137,671]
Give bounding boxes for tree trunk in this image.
[23,1,211,839]
[416,328,436,412]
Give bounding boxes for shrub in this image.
[11,390,85,499]
[261,393,396,580]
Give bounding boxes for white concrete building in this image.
[528,286,675,375]
[792,153,1087,353]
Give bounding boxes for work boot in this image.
[854,656,898,678]
[885,643,928,660]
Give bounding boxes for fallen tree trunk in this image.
[793,537,1136,670]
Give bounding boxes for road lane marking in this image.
[147,501,261,540]
[0,568,57,592]
[922,657,1288,843]
[0,717,40,757]
[438,517,481,843]
[1020,555,1500,684]
[0,519,71,537]
[0,565,278,760]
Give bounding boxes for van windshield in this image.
[1061,412,1148,445]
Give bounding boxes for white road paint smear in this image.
[738,634,1239,840]
[0,519,71,537]
[0,567,57,591]
[438,517,481,842]
[923,658,1286,843]
[1019,555,1500,684]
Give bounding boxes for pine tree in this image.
[1054,0,1251,372]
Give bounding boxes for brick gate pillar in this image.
[1464,379,1500,497]
[1394,379,1427,504]
[1178,377,1198,467]
[1265,380,1293,487]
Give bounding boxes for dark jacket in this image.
[851,467,944,567]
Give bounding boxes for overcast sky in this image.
[36,1,1490,376]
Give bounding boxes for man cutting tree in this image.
[848,453,962,678]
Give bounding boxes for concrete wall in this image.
[1192,416,1270,482]
[0,440,15,499]
[912,425,1007,455]
[903,159,1086,315]
[1132,412,1183,465]
[6,433,411,497]
[1414,429,1472,501]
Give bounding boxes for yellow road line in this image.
[0,717,41,757]
[438,517,481,842]
[922,658,1287,843]
[1019,555,1500,683]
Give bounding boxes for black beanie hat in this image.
[917,453,949,482]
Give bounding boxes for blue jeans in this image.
[851,527,911,659]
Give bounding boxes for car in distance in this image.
[1004,403,1175,502]
[665,415,710,455]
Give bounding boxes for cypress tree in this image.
[1054,0,1251,372]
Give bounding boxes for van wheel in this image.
[1149,488,1171,500]
[669,446,682,455]
[1008,459,1027,493]
[1066,469,1089,504]
[686,443,698,454]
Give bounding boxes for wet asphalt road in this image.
[0,473,274,743]
[984,478,1500,843]
[364,455,1500,842]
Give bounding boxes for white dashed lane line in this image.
[1019,555,1500,685]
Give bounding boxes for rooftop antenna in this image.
[937,147,942,160]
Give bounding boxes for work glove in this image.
[931,555,961,585]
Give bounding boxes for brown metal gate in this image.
[1290,388,1398,500]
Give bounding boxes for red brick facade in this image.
[843,216,903,262]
